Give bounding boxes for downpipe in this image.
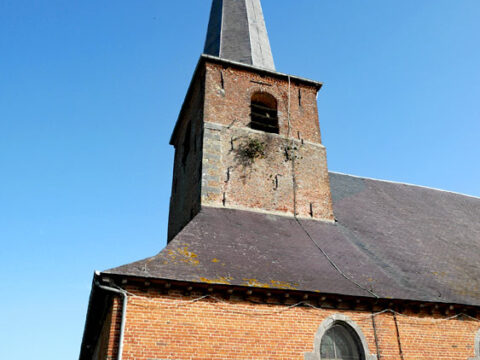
[95,276,128,360]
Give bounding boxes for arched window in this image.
[305,315,376,360]
[320,323,364,360]
[250,92,279,134]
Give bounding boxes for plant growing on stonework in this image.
[237,138,266,164]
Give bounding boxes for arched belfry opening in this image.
[250,92,279,134]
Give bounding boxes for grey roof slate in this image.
[106,172,480,306]
[204,0,275,70]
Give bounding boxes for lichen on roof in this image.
[106,172,480,307]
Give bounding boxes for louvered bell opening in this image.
[250,93,279,134]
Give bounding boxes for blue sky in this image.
[0,0,479,358]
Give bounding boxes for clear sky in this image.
[0,0,479,358]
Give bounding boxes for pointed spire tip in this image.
[204,0,275,70]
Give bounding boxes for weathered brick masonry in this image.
[167,67,205,241]
[97,288,480,360]
[201,62,333,221]
[168,58,335,241]
[203,62,323,143]
[97,297,122,360]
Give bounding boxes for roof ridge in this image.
[329,171,480,201]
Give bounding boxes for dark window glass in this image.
[320,324,363,360]
[250,92,279,134]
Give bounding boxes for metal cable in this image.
[284,74,379,299]
[393,312,405,360]
[372,311,382,360]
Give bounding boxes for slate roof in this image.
[106,172,480,307]
[204,0,275,70]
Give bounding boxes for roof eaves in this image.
[98,271,480,309]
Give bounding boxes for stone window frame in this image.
[469,328,480,360]
[305,314,377,360]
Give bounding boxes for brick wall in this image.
[168,59,335,239]
[203,63,323,144]
[200,62,333,221]
[105,288,480,360]
[94,297,123,360]
[201,123,333,220]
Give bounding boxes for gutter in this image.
[95,273,128,360]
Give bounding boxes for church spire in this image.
[204,0,275,70]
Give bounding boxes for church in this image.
[79,1,480,359]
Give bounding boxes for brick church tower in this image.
[80,1,480,359]
[167,0,334,242]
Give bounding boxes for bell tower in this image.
[168,0,334,241]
